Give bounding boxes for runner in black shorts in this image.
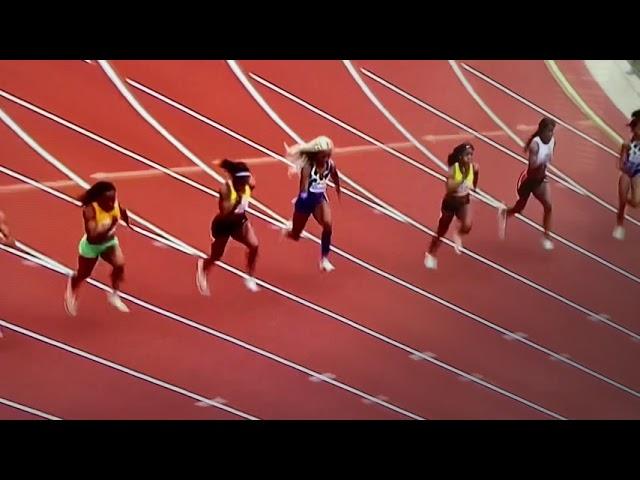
[196,159,259,295]
[425,143,479,270]
[498,117,557,250]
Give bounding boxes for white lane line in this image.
[460,62,620,154]
[227,59,408,222]
[2,82,636,405]
[359,67,640,229]
[0,166,571,420]
[0,315,257,419]
[0,243,425,420]
[0,397,62,420]
[239,71,640,335]
[116,70,640,380]
[350,67,640,284]
[0,106,198,256]
[448,60,586,194]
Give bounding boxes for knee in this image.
[542,202,553,214]
[75,271,90,282]
[460,223,472,235]
[112,264,125,277]
[322,222,333,235]
[249,243,259,254]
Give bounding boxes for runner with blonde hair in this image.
[284,136,341,272]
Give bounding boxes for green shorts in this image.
[78,235,119,259]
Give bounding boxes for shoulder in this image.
[472,162,479,172]
[82,204,96,220]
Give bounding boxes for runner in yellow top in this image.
[425,143,479,270]
[196,159,259,295]
[64,181,131,316]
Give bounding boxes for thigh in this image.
[210,236,230,259]
[231,221,258,248]
[532,180,551,207]
[312,198,331,226]
[630,174,640,203]
[100,240,125,268]
[76,255,99,277]
[454,200,471,224]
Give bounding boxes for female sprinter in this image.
[64,181,130,316]
[613,114,640,240]
[424,142,479,269]
[498,117,557,250]
[196,159,259,295]
[284,136,341,272]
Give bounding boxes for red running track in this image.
[0,60,639,419]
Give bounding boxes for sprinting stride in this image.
[0,210,16,247]
[284,136,341,272]
[196,159,259,295]
[64,181,130,316]
[424,142,479,270]
[498,117,557,250]
[613,113,640,240]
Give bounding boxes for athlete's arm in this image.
[446,166,461,193]
[120,207,131,227]
[619,143,629,171]
[0,210,16,247]
[299,164,311,197]
[330,163,341,198]
[218,183,234,216]
[527,140,540,171]
[472,163,480,191]
[82,205,100,237]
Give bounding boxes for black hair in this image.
[525,117,556,152]
[220,159,251,177]
[629,117,639,130]
[631,109,639,120]
[78,181,116,206]
[447,143,474,167]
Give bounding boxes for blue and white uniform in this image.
[622,141,640,178]
[294,160,333,214]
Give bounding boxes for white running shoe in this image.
[613,225,625,240]
[196,259,210,296]
[541,238,554,251]
[452,232,463,254]
[108,291,130,313]
[497,205,507,240]
[319,257,335,272]
[424,253,438,270]
[64,280,78,317]
[244,277,259,292]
